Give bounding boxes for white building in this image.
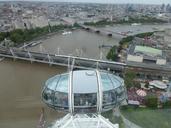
[30,16,49,28]
[127,45,166,65]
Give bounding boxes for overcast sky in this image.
[1,0,171,5]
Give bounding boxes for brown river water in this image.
[0,59,66,128]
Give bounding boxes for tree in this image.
[10,32,23,43]
[0,24,74,46]
[162,100,171,108]
[135,32,154,38]
[144,82,149,88]
[124,70,136,88]
[119,36,133,46]
[73,22,81,28]
[106,46,118,61]
[134,81,141,88]
[145,94,158,109]
[0,32,8,42]
[0,34,4,42]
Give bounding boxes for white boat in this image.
[31,41,42,47]
[131,23,142,26]
[31,42,37,46]
[62,31,72,35]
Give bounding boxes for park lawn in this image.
[121,107,171,128]
[102,110,125,128]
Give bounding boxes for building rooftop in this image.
[134,45,162,57]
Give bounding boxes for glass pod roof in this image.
[45,70,124,93]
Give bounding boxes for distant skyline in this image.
[0,0,171,5]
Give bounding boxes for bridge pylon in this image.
[47,53,53,66]
[96,61,99,69]
[67,56,71,71]
[71,58,75,71]
[27,51,35,63]
[9,48,17,61]
[67,57,75,71]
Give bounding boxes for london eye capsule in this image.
[42,70,126,114]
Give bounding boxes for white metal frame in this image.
[50,114,119,128]
[68,71,74,114]
[96,70,103,114]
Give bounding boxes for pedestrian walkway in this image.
[113,107,142,128]
[121,115,142,128]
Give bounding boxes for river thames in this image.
[28,29,118,59]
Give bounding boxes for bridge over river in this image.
[80,25,127,38]
[0,46,126,72]
[1,46,171,78]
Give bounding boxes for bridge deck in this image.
[0,47,126,71]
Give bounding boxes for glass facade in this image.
[42,70,126,113]
[42,74,69,110]
[74,93,97,113]
[100,72,125,111]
